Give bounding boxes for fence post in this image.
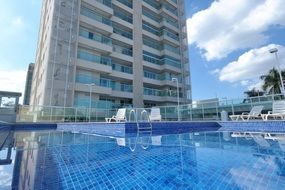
[231,100,234,115]
[216,101,219,120]
[75,107,77,122]
[202,104,204,120]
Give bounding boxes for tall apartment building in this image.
[30,0,191,109]
[23,63,35,105]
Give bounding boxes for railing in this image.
[95,0,112,8]
[113,44,133,56]
[113,26,133,39]
[117,0,133,8]
[16,94,284,123]
[77,50,112,66]
[80,6,112,26]
[75,74,133,92]
[143,54,181,68]
[112,62,133,74]
[114,10,133,23]
[79,27,112,46]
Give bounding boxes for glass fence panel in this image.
[16,94,284,123]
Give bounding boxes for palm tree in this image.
[244,88,264,98]
[260,68,285,94]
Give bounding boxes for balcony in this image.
[160,18,179,32]
[143,87,181,102]
[113,9,133,28]
[75,74,133,95]
[111,44,133,62]
[78,28,112,53]
[75,75,112,95]
[80,6,113,33]
[74,97,115,109]
[160,29,180,46]
[143,71,182,87]
[82,0,113,15]
[112,26,133,45]
[160,4,178,20]
[142,53,182,72]
[113,0,133,13]
[77,50,112,73]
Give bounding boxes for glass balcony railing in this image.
[113,26,133,39]
[143,38,161,50]
[142,22,179,41]
[161,18,178,28]
[111,83,133,92]
[161,29,179,41]
[144,71,182,82]
[74,97,115,109]
[95,0,112,8]
[161,4,178,16]
[162,58,181,68]
[143,54,161,65]
[142,9,161,23]
[80,6,112,26]
[142,23,160,36]
[117,0,133,8]
[77,50,112,66]
[113,45,133,56]
[144,87,183,98]
[143,0,160,10]
[114,10,133,23]
[143,54,181,68]
[79,27,112,46]
[76,74,133,93]
[112,62,133,74]
[170,0,177,4]
[163,44,180,55]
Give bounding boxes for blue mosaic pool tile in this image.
[219,121,285,133]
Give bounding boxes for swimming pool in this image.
[1,123,285,190]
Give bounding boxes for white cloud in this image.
[11,17,24,28]
[218,44,285,83]
[0,70,26,103]
[187,0,285,61]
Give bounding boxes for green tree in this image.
[244,88,264,98]
[260,68,285,94]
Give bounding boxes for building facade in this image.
[23,63,35,105]
[30,0,191,109]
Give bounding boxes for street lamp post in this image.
[269,48,285,96]
[172,78,180,121]
[85,83,95,122]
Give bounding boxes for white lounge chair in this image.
[149,107,161,121]
[229,105,263,121]
[105,108,127,122]
[261,100,285,121]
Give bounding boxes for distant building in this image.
[23,63,34,105]
[30,0,191,108]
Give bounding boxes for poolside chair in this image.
[149,107,162,121]
[261,100,285,121]
[229,105,263,121]
[105,108,127,123]
[251,134,270,148]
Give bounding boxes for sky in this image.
[0,0,284,103]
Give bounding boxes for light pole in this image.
[269,48,285,96]
[85,83,95,122]
[172,78,180,121]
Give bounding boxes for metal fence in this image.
[16,94,284,123]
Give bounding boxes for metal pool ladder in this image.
[128,109,152,151]
[128,109,152,132]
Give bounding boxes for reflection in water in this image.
[0,130,285,189]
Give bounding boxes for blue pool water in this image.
[1,127,285,189]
